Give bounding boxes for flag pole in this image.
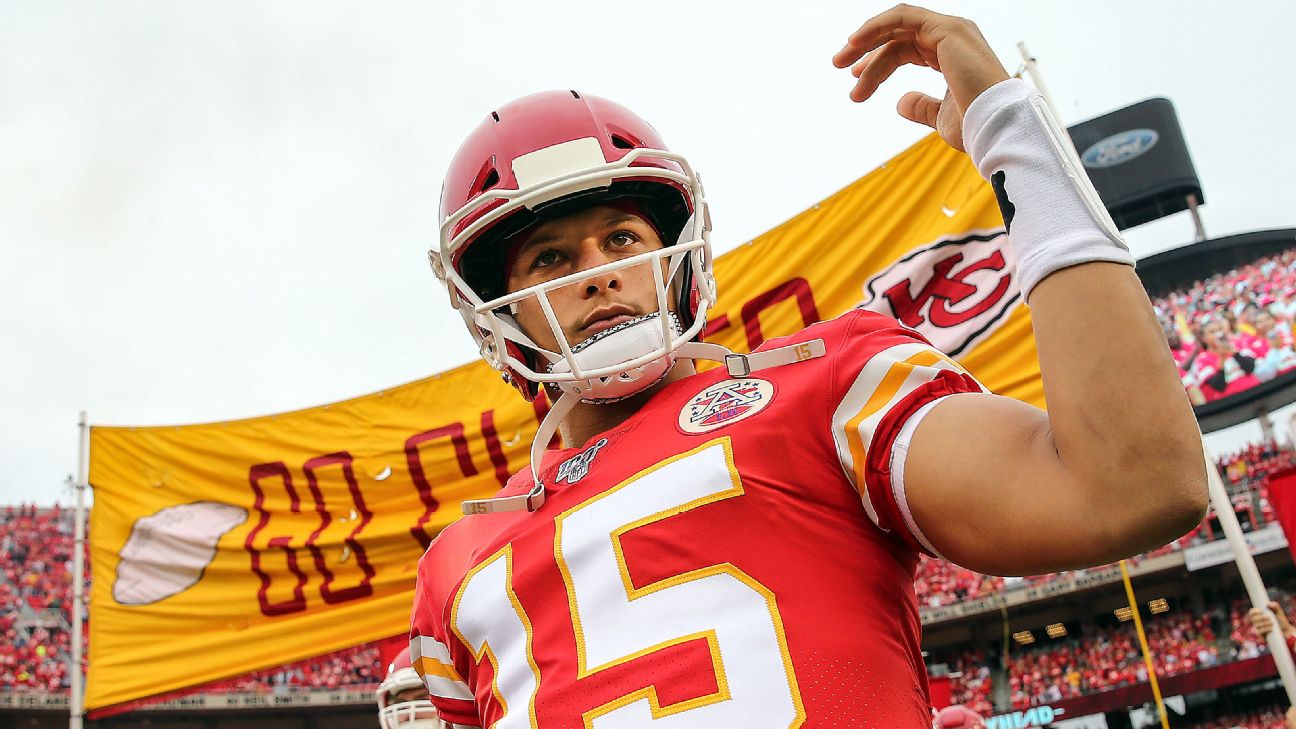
[70,411,88,729]
[1204,442,1296,704]
[1119,560,1170,729]
[1014,37,1296,710]
[1017,43,1064,123]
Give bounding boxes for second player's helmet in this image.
[432,90,716,403]
[376,647,443,729]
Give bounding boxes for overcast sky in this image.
[5,1,1295,507]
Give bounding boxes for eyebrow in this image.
[516,214,640,256]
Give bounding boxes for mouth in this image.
[580,305,638,336]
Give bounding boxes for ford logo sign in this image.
[1081,129,1159,169]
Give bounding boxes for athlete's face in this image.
[504,205,670,352]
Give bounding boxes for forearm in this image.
[1029,261,1206,512]
[962,79,1208,538]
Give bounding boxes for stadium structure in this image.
[9,53,1296,729]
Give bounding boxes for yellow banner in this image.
[87,133,1042,711]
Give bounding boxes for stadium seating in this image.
[1152,251,1296,336]
[0,505,74,692]
[1181,704,1288,729]
[1153,250,1296,402]
[0,504,385,696]
[1004,609,1221,709]
[936,592,1296,712]
[945,649,995,717]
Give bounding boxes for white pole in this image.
[1013,38,1294,704]
[1017,42,1065,124]
[1204,440,1296,704]
[70,411,87,729]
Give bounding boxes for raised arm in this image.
[834,5,1208,575]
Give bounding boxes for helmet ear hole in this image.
[606,124,645,151]
[471,157,500,195]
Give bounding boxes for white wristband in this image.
[963,78,1136,303]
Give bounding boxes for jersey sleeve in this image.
[410,546,481,727]
[826,308,988,556]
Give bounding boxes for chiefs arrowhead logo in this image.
[860,230,1020,357]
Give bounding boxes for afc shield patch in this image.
[859,230,1020,357]
[678,378,775,435]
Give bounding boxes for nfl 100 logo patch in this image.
[677,378,775,435]
[555,438,608,485]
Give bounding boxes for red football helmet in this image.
[934,704,987,729]
[432,90,715,404]
[376,646,444,729]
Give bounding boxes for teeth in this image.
[571,313,662,353]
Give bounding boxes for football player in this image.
[410,5,1208,727]
[377,646,446,729]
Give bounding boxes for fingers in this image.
[833,4,939,69]
[1250,607,1276,634]
[848,40,930,102]
[897,91,942,129]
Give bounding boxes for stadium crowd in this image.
[945,649,996,718]
[1153,249,1296,404]
[0,504,390,696]
[1229,595,1296,662]
[1218,440,1296,488]
[1006,608,1222,709]
[982,592,1296,712]
[1183,704,1289,729]
[0,505,74,692]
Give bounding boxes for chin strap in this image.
[676,339,826,377]
[460,391,578,516]
[459,338,825,516]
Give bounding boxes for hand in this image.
[1275,600,1295,635]
[831,4,1010,152]
[1287,705,1296,729]
[1248,600,1295,637]
[1250,605,1277,636]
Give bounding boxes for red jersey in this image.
[410,308,986,728]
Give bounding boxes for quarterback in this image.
[410,5,1208,728]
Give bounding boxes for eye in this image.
[608,230,640,247]
[531,249,564,269]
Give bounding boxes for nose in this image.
[574,244,623,299]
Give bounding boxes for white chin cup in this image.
[546,312,682,402]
